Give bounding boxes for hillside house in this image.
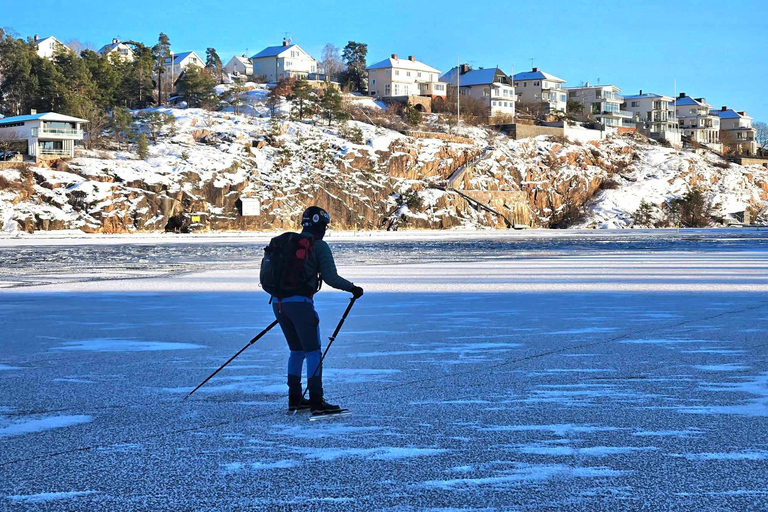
[0,111,87,160]
[366,54,446,112]
[34,35,70,59]
[440,65,515,118]
[622,91,681,146]
[513,67,567,115]
[712,106,758,156]
[98,39,135,62]
[674,93,722,151]
[250,40,318,82]
[163,51,205,82]
[565,83,631,128]
[224,56,253,78]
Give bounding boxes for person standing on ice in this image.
[261,206,364,417]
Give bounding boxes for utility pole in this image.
[456,55,460,130]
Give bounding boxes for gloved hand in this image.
[351,286,364,299]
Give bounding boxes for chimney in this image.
[391,53,398,59]
[30,109,37,115]
[639,89,643,95]
[282,39,289,46]
[460,64,470,74]
[738,111,747,116]
[34,34,39,42]
[532,67,539,72]
[112,38,119,44]
[585,81,590,87]
[695,98,705,103]
[408,55,415,62]
[721,106,727,111]
[678,92,686,98]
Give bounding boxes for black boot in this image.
[288,375,310,413]
[309,389,342,416]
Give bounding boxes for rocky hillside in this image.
[1,107,767,234]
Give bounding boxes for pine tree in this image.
[137,132,148,159]
[176,67,216,107]
[205,47,223,83]
[288,79,313,120]
[152,33,171,105]
[341,41,368,92]
[319,87,346,126]
[110,107,133,149]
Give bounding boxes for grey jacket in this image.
[302,234,354,293]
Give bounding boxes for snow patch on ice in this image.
[53,338,205,352]
[0,414,93,438]
[305,446,447,461]
[6,491,99,503]
[422,463,628,489]
[671,450,768,461]
[222,460,298,473]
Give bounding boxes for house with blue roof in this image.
[622,90,681,146]
[33,34,71,60]
[366,53,445,105]
[163,51,205,81]
[250,40,318,83]
[512,67,567,116]
[673,93,722,151]
[439,65,515,118]
[0,110,88,161]
[711,106,758,155]
[98,38,135,62]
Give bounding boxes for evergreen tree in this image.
[205,47,223,83]
[176,67,216,107]
[136,132,148,159]
[288,79,313,120]
[152,33,171,104]
[110,107,133,149]
[341,41,368,92]
[319,86,346,126]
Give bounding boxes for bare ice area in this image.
[1,229,767,510]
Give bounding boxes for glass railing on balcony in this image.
[601,110,633,118]
[31,127,83,137]
[38,148,70,156]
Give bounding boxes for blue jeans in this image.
[272,297,323,393]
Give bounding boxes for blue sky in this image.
[4,0,767,121]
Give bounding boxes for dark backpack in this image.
[260,232,321,298]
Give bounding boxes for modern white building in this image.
[674,93,722,151]
[366,54,446,99]
[250,40,318,82]
[163,51,205,80]
[513,67,567,114]
[712,106,758,156]
[0,111,87,160]
[33,35,70,60]
[98,39,135,62]
[564,83,631,128]
[224,56,253,77]
[622,91,681,146]
[439,65,515,117]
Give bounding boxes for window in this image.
[371,79,375,85]
[524,82,527,87]
[394,84,399,95]
[406,71,410,77]
[569,91,577,98]
[631,101,639,107]
[385,84,391,95]
[395,70,399,76]
[417,72,422,77]
[560,94,566,102]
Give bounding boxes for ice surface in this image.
[1,232,767,509]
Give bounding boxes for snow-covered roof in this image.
[98,41,132,55]
[513,69,565,83]
[366,56,441,74]
[0,112,88,125]
[711,108,752,120]
[231,56,250,65]
[564,84,621,93]
[168,51,196,65]
[251,44,295,59]
[35,36,61,47]
[440,67,509,87]
[674,95,711,107]
[623,93,670,100]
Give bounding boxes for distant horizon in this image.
[3,0,766,121]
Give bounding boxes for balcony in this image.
[38,148,70,156]
[31,127,84,138]
[601,110,633,118]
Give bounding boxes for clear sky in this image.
[3,0,766,121]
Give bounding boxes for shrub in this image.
[600,177,620,190]
[663,187,713,227]
[712,159,730,169]
[404,105,422,126]
[631,200,656,227]
[137,133,149,160]
[181,150,190,162]
[340,123,364,144]
[548,135,571,145]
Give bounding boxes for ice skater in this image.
[260,206,364,418]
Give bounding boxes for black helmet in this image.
[301,206,330,228]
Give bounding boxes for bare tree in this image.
[754,121,768,150]
[64,39,95,56]
[321,44,344,80]
[0,129,24,161]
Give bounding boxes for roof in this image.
[439,67,509,86]
[35,36,60,47]
[366,56,441,74]
[564,84,621,92]
[674,95,700,106]
[513,69,565,83]
[0,112,89,125]
[711,108,752,120]
[230,56,251,65]
[98,41,133,55]
[623,93,670,100]
[251,44,296,59]
[168,51,196,65]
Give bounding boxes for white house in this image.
[250,40,318,82]
[0,111,87,160]
[712,106,758,156]
[513,67,567,114]
[565,83,631,128]
[163,51,205,81]
[440,65,515,117]
[98,39,135,62]
[224,56,253,77]
[34,35,70,60]
[366,54,446,99]
[674,93,721,151]
[622,91,681,146]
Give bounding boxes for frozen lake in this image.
[1,230,767,510]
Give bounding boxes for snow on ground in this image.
[1,232,767,510]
